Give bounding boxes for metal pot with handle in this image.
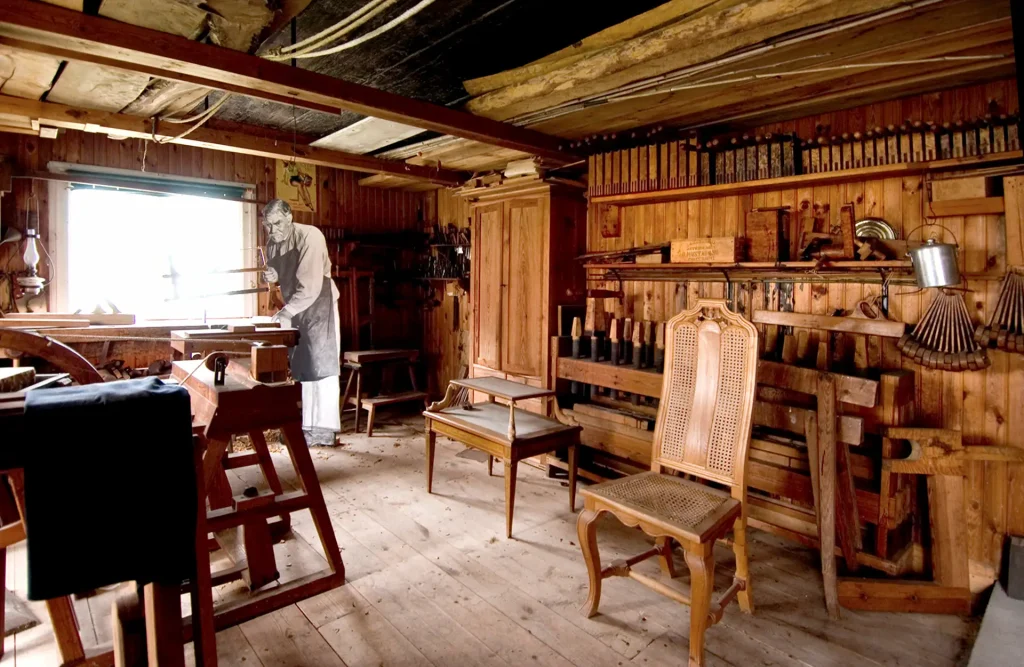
[906,225,961,288]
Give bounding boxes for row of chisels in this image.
[568,315,665,406]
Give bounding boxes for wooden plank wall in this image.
[587,79,1021,576]
[0,129,427,353]
[420,187,472,396]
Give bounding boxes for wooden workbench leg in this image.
[928,475,970,589]
[281,423,345,580]
[407,363,419,392]
[366,405,376,437]
[190,438,217,667]
[8,472,85,664]
[353,370,362,434]
[339,368,354,426]
[249,430,291,531]
[144,582,185,667]
[567,444,578,513]
[809,380,840,619]
[487,455,493,476]
[684,546,716,667]
[504,458,518,539]
[45,597,86,665]
[425,419,435,493]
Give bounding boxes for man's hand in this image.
[272,309,293,328]
[263,266,279,284]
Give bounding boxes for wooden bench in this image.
[424,378,580,538]
[341,349,422,434]
[361,390,428,436]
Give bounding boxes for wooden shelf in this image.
[584,260,916,284]
[589,151,1023,206]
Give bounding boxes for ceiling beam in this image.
[0,95,465,186]
[0,0,578,164]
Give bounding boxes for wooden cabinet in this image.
[465,180,586,406]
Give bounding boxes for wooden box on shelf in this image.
[746,207,791,261]
[670,236,744,263]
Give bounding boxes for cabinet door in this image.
[474,202,504,370]
[501,198,546,377]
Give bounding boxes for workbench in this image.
[424,377,580,538]
[340,349,426,434]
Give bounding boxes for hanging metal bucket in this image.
[906,226,961,288]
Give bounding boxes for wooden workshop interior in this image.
[0,0,1023,665]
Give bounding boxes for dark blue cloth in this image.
[23,377,196,600]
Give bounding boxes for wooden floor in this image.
[3,413,979,666]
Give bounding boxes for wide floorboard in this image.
[3,413,978,666]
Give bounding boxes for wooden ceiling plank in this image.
[0,95,464,185]
[0,0,578,164]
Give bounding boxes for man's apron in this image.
[267,261,339,382]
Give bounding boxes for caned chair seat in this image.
[582,472,741,543]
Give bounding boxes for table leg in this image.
[505,458,518,539]
[567,444,578,513]
[353,370,362,434]
[487,455,493,476]
[425,418,436,494]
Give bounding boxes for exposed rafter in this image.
[0,0,579,164]
[0,95,465,186]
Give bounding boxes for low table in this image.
[423,377,581,538]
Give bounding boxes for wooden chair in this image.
[576,299,758,667]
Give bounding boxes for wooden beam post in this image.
[0,95,464,185]
[0,0,579,164]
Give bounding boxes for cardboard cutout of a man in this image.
[262,199,341,446]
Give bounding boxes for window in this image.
[51,185,258,320]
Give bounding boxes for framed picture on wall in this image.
[275,160,318,213]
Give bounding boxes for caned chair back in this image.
[652,299,758,490]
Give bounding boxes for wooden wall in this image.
[0,128,427,353]
[588,79,1021,576]
[421,187,472,396]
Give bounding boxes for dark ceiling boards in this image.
[215,0,665,140]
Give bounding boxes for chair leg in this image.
[684,547,716,667]
[487,455,493,476]
[733,515,753,613]
[656,537,677,578]
[424,419,435,494]
[504,458,518,539]
[577,508,603,618]
[567,444,578,513]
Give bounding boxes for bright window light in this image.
[66,189,250,320]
